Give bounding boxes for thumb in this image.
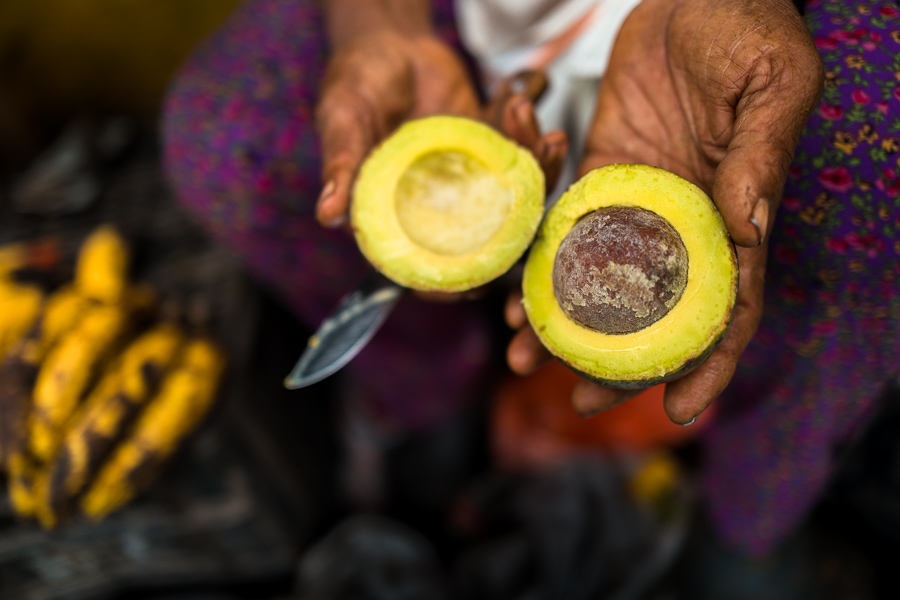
[712,51,823,248]
[315,92,381,228]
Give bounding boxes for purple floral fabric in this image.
[702,0,900,557]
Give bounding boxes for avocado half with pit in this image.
[522,164,738,389]
[351,116,545,292]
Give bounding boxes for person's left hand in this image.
[506,0,824,424]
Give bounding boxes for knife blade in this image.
[283,269,404,389]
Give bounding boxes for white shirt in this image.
[455,0,643,198]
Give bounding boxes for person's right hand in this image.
[315,31,480,228]
[505,0,823,425]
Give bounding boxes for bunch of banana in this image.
[0,226,227,528]
[80,335,226,522]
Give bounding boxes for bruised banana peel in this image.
[35,323,185,526]
[27,286,156,464]
[1,285,95,512]
[81,337,226,521]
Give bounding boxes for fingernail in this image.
[318,180,336,207]
[510,70,547,100]
[678,416,698,427]
[750,197,769,246]
[318,180,346,227]
[325,214,347,228]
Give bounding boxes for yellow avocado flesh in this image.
[522,164,738,387]
[395,150,513,256]
[352,116,544,292]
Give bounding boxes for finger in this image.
[507,326,552,375]
[483,70,549,127]
[505,289,527,329]
[315,91,380,228]
[499,95,542,150]
[508,70,549,101]
[712,45,824,248]
[662,244,767,424]
[571,380,642,417]
[535,130,568,193]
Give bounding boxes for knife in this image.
[283,269,404,389]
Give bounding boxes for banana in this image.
[74,225,130,304]
[27,281,159,464]
[1,286,92,478]
[81,336,226,521]
[19,285,91,366]
[36,323,185,524]
[28,302,131,462]
[1,284,87,520]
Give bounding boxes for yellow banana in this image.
[0,286,89,473]
[28,303,131,462]
[36,323,185,525]
[20,285,91,366]
[27,282,158,464]
[74,225,130,304]
[81,336,226,520]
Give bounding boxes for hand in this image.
[315,30,480,227]
[507,0,823,424]
[315,33,567,271]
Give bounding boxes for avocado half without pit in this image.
[522,164,739,389]
[351,116,545,292]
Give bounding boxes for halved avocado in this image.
[522,164,738,389]
[352,116,545,292]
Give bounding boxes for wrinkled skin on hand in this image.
[506,0,824,424]
[315,31,566,229]
[315,30,480,228]
[316,28,567,301]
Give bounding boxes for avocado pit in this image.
[552,206,689,335]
